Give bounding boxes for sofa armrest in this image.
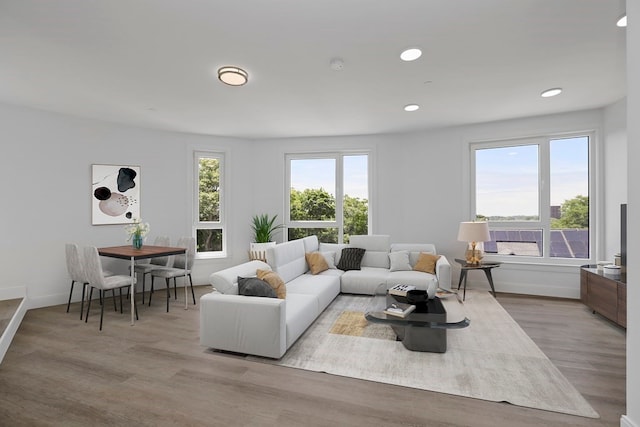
[436,256,451,290]
[199,292,286,359]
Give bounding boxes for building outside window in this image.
[471,134,592,263]
[286,153,369,243]
[194,151,225,257]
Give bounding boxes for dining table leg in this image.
[130,256,135,325]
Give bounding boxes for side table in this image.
[454,258,501,301]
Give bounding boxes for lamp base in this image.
[464,249,483,265]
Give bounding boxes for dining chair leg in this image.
[189,274,196,305]
[99,290,105,331]
[85,287,94,323]
[80,282,87,320]
[119,288,123,313]
[112,289,118,312]
[149,277,155,306]
[134,296,139,320]
[66,280,75,313]
[141,273,146,304]
[165,278,171,312]
[173,278,177,300]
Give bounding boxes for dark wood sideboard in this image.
[580,265,626,328]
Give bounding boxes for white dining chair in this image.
[149,237,196,312]
[65,243,114,320]
[83,246,138,330]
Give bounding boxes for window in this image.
[194,151,225,256]
[472,134,591,262]
[287,153,369,243]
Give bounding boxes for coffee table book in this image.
[388,284,416,297]
[383,302,416,318]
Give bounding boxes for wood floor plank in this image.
[0,286,626,426]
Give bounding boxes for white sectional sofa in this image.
[200,235,450,358]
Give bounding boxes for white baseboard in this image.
[622,415,639,427]
[0,286,26,300]
[0,297,28,364]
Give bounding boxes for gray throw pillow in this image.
[237,276,277,298]
[336,247,366,271]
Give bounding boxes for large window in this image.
[287,153,369,243]
[194,151,225,256]
[472,134,591,262]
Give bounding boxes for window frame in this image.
[193,150,226,259]
[469,132,596,266]
[285,151,371,243]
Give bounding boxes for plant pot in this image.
[249,242,276,261]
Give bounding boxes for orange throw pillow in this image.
[413,253,441,274]
[305,252,329,275]
[256,269,287,299]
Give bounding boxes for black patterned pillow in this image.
[237,276,277,298]
[336,247,366,271]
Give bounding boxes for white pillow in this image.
[321,251,337,269]
[389,250,412,272]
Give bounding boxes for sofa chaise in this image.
[200,234,451,358]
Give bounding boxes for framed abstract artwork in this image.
[91,164,141,225]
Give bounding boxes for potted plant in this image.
[249,214,284,260]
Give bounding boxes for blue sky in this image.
[290,155,368,199]
[475,137,589,217]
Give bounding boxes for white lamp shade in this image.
[457,221,491,243]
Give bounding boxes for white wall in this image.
[624,1,639,426]
[0,103,254,308]
[603,99,628,262]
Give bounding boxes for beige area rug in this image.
[249,290,599,418]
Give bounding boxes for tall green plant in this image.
[251,214,284,243]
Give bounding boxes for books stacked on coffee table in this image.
[388,284,416,297]
[383,302,416,318]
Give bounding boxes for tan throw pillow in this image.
[305,251,330,275]
[256,269,287,299]
[413,253,441,274]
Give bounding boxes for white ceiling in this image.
[0,0,627,139]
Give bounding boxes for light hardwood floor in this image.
[0,286,626,426]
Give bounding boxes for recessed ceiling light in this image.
[541,88,562,98]
[617,14,627,27]
[404,104,420,112]
[400,48,422,61]
[218,66,248,86]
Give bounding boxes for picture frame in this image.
[91,164,141,225]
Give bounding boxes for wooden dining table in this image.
[98,245,188,325]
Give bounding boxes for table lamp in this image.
[457,221,491,265]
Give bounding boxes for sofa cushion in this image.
[349,235,391,268]
[305,252,329,275]
[391,243,437,267]
[340,267,390,294]
[286,273,341,310]
[256,269,287,299]
[337,247,366,271]
[389,250,412,272]
[414,253,441,274]
[321,251,337,269]
[237,276,277,298]
[266,238,307,282]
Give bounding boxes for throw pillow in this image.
[237,276,277,298]
[305,252,330,275]
[336,247,366,271]
[256,269,287,299]
[413,253,441,274]
[321,251,337,269]
[389,250,412,272]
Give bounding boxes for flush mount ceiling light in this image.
[404,104,420,112]
[217,66,248,86]
[617,14,627,27]
[400,48,422,61]
[541,87,562,98]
